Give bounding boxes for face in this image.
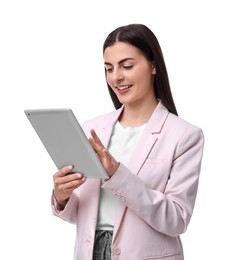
[104,42,156,107]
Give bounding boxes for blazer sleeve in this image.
[51,190,80,224]
[102,127,204,237]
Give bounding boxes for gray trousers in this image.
[93,230,113,260]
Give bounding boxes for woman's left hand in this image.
[89,129,119,178]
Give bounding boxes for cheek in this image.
[132,67,149,82]
[107,76,118,94]
[106,74,113,86]
[137,71,154,87]
[106,76,116,93]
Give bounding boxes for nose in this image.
[112,68,124,82]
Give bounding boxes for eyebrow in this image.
[104,58,135,66]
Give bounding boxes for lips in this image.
[116,85,132,90]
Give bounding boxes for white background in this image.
[0,0,232,259]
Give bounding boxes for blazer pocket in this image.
[145,157,164,164]
[141,252,182,260]
[138,157,169,191]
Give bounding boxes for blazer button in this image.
[116,192,121,198]
[113,247,121,255]
[121,196,126,202]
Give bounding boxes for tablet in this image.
[24,108,108,179]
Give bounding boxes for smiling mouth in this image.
[116,85,132,90]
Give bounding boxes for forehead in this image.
[103,42,144,63]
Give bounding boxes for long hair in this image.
[103,24,178,116]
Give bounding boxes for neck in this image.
[119,99,158,128]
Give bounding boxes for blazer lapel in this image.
[97,106,124,148]
[127,101,169,175]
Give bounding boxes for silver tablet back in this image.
[24,108,108,179]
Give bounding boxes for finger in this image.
[102,149,120,177]
[89,136,104,155]
[54,165,74,177]
[90,129,104,147]
[53,175,86,205]
[61,172,83,184]
[63,176,86,190]
[53,168,83,187]
[101,149,116,168]
[102,148,112,161]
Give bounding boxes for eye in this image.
[123,65,133,70]
[105,67,113,73]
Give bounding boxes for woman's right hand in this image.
[53,166,86,209]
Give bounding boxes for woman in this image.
[52,24,204,260]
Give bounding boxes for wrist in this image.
[109,162,120,177]
[53,190,68,210]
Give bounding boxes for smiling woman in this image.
[104,41,157,116]
[51,23,204,260]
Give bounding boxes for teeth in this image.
[117,85,131,90]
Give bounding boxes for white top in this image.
[96,121,146,230]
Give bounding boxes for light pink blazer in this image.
[52,101,204,260]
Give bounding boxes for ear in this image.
[152,65,156,75]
